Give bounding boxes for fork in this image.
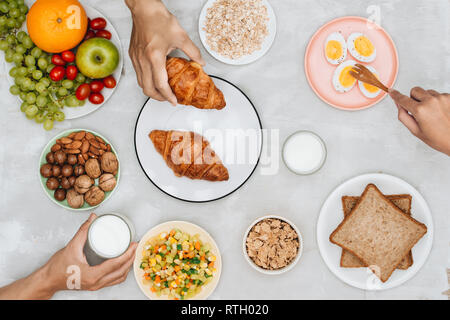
[349,64,389,93]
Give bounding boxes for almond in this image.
[107,144,111,152]
[51,144,61,152]
[81,140,90,154]
[89,138,101,149]
[65,148,80,154]
[60,137,73,144]
[77,154,85,165]
[83,153,89,160]
[95,136,105,144]
[89,145,100,155]
[99,143,107,151]
[88,152,98,159]
[68,132,77,139]
[66,141,82,150]
[85,132,95,141]
[74,131,86,141]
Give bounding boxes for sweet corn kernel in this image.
[150,258,156,266]
[208,255,216,262]
[159,232,167,240]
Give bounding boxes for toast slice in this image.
[330,184,427,283]
[341,195,413,270]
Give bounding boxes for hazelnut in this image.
[85,158,101,179]
[101,152,118,174]
[60,177,71,189]
[40,163,53,178]
[68,176,76,187]
[46,177,59,190]
[67,154,77,165]
[74,175,93,194]
[66,188,84,209]
[52,165,61,177]
[74,165,85,176]
[54,150,67,165]
[62,164,73,177]
[54,188,66,201]
[46,152,55,164]
[84,186,104,206]
[98,173,116,192]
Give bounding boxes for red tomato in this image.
[89,80,104,93]
[51,55,66,66]
[66,65,78,80]
[49,66,65,82]
[90,17,107,30]
[84,30,96,41]
[89,93,104,104]
[76,84,91,101]
[102,76,116,89]
[95,30,112,40]
[61,51,75,63]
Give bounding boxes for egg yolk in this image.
[354,36,374,57]
[326,40,343,60]
[339,66,356,87]
[363,82,379,93]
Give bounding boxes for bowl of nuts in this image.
[39,129,120,211]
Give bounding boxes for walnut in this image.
[98,173,116,192]
[101,152,118,174]
[85,158,101,179]
[84,186,105,206]
[66,188,84,209]
[74,175,93,194]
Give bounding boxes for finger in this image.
[139,56,166,101]
[427,89,440,96]
[147,49,177,105]
[410,87,430,101]
[95,252,134,288]
[93,242,137,276]
[179,35,205,66]
[389,89,419,114]
[129,26,143,87]
[130,53,143,88]
[102,273,128,289]
[397,105,421,137]
[70,213,97,248]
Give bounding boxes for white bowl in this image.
[242,215,303,275]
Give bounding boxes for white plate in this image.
[198,0,277,65]
[317,173,433,290]
[134,76,262,203]
[3,4,123,120]
[133,221,222,300]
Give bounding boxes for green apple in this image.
[76,38,119,79]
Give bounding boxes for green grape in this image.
[0,39,7,51]
[16,30,26,42]
[14,19,21,28]
[8,66,18,77]
[39,77,51,87]
[46,64,55,74]
[35,82,46,93]
[16,14,25,24]
[17,66,27,76]
[35,112,45,124]
[20,101,28,112]
[25,104,38,117]
[22,36,33,49]
[32,70,43,80]
[37,58,48,70]
[0,15,7,26]
[65,95,78,107]
[9,85,20,95]
[9,7,19,17]
[5,48,14,62]
[62,80,74,89]
[16,0,25,5]
[6,18,15,28]
[12,52,23,64]
[26,92,36,104]
[15,75,24,85]
[78,99,86,107]
[31,47,42,58]
[54,111,65,122]
[57,87,68,97]
[19,91,26,101]
[8,1,17,9]
[27,65,36,73]
[75,73,86,83]
[6,34,15,44]
[0,2,9,13]
[36,95,47,107]
[15,44,25,54]
[43,119,54,131]
[25,55,35,67]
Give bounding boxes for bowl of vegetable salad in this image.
[134,221,222,300]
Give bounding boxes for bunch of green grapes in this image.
[0,0,28,37]
[1,31,87,130]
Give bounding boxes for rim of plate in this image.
[242,215,303,275]
[133,75,263,203]
[304,16,399,111]
[316,172,434,290]
[38,128,121,211]
[133,220,222,300]
[198,0,277,65]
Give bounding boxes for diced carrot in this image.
[170,230,176,236]
[175,279,180,285]
[208,262,214,268]
[187,251,195,258]
[150,287,156,292]
[154,276,161,284]
[153,245,159,253]
[200,255,205,261]
[195,241,201,250]
[174,266,181,272]
[186,283,191,288]
[161,244,167,251]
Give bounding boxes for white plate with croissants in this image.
[134,57,262,202]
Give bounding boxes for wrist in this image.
[26,264,60,299]
[126,0,161,11]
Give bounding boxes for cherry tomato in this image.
[61,51,75,63]
[84,30,96,41]
[102,75,116,89]
[89,93,104,104]
[49,66,65,82]
[89,80,104,93]
[95,30,112,40]
[51,55,66,66]
[75,83,91,101]
[66,65,78,80]
[90,17,107,30]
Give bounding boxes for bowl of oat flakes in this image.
[243,215,303,275]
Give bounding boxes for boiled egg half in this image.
[332,60,357,92]
[324,32,347,65]
[347,33,376,62]
[358,65,381,98]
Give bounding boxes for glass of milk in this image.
[85,213,135,265]
[282,131,327,175]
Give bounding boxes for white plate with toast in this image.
[317,173,433,290]
[134,76,262,203]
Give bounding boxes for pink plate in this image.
[304,16,398,111]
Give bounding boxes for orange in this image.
[27,0,88,53]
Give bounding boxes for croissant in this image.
[166,57,226,110]
[149,130,229,182]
